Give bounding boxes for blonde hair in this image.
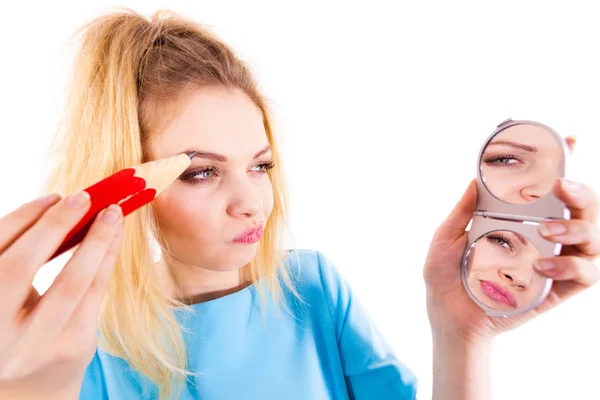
[44,8,296,399]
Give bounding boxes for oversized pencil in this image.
[50,151,195,260]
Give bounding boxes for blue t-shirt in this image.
[80,250,417,399]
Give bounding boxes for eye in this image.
[486,233,515,252]
[179,167,219,184]
[483,154,524,167]
[251,161,275,173]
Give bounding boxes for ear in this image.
[565,136,576,154]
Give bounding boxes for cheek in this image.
[483,164,534,187]
[528,276,546,299]
[536,154,561,184]
[152,188,220,238]
[482,167,516,195]
[260,177,275,215]
[471,244,497,273]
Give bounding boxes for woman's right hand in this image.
[0,192,123,400]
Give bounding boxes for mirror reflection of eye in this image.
[483,153,524,167]
[486,232,514,252]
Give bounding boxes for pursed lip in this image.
[480,280,518,309]
[232,224,264,244]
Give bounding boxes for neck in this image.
[157,256,250,304]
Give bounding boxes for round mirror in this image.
[464,230,551,314]
[480,123,564,204]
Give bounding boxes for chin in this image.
[171,242,260,272]
[217,243,259,271]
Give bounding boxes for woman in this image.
[0,9,598,400]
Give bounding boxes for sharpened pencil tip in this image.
[186,151,197,159]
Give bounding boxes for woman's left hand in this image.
[424,176,600,342]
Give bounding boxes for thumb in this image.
[435,179,478,242]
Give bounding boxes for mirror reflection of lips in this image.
[480,280,518,308]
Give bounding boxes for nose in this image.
[226,177,262,218]
[519,186,544,202]
[498,268,530,291]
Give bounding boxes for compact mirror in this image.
[462,119,569,318]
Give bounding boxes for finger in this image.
[22,286,41,311]
[25,205,122,343]
[11,286,43,323]
[538,220,600,256]
[553,178,599,223]
[434,179,477,242]
[0,194,61,253]
[60,225,123,341]
[565,136,576,154]
[534,256,600,288]
[0,191,92,308]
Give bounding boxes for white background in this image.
[1,1,599,399]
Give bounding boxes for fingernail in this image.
[534,260,554,270]
[36,193,61,206]
[539,222,567,236]
[65,191,91,208]
[102,205,122,224]
[561,178,582,194]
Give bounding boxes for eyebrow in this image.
[487,141,538,153]
[184,145,271,162]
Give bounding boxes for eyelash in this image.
[486,232,515,252]
[483,153,524,167]
[179,161,275,184]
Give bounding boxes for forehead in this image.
[491,124,561,152]
[148,86,268,160]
